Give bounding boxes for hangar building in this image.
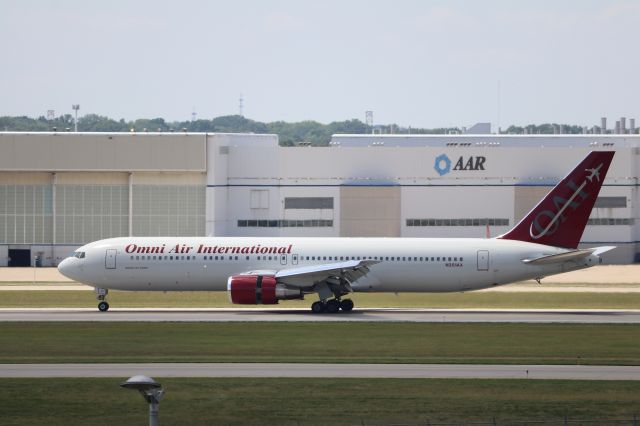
[0,131,638,266]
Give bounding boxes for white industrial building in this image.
[0,131,638,266]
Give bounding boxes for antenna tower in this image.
[365,111,373,133]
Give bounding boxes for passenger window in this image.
[448,257,452,261]
[246,256,249,260]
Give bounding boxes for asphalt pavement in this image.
[1,307,640,323]
[1,363,638,380]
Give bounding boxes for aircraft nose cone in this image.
[58,258,76,280]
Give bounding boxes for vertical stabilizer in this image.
[498,151,615,249]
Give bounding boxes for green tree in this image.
[78,114,128,132]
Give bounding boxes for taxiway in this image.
[1,363,638,380]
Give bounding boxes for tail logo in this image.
[529,163,602,239]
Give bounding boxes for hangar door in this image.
[340,187,400,237]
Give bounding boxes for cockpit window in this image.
[73,251,86,259]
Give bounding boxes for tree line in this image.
[0,114,594,146]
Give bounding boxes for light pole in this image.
[72,104,80,132]
[121,375,165,426]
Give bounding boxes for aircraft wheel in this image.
[311,301,325,313]
[340,299,354,312]
[326,299,340,313]
[98,301,110,312]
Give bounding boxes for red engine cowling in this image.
[227,275,302,305]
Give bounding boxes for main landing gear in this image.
[311,298,354,314]
[95,288,109,312]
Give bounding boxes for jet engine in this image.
[227,275,303,304]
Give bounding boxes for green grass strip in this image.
[3,290,640,309]
[1,322,640,365]
[1,378,640,425]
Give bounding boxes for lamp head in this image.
[120,375,164,404]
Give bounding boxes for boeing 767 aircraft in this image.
[59,151,615,313]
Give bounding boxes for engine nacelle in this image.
[227,275,303,305]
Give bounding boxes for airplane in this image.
[58,151,615,313]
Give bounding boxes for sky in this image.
[1,0,639,129]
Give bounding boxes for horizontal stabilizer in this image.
[590,246,616,256]
[522,250,592,265]
[522,246,616,265]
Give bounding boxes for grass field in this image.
[1,378,639,425]
[3,290,640,309]
[1,322,639,365]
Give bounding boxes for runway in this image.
[1,362,639,380]
[2,308,640,323]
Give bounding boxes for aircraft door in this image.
[280,254,287,265]
[105,249,117,269]
[292,254,298,265]
[477,250,489,271]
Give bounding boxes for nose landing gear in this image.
[95,288,109,312]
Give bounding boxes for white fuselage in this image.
[58,236,597,293]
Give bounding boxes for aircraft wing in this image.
[522,246,616,265]
[273,259,380,288]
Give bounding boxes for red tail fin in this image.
[498,151,615,249]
